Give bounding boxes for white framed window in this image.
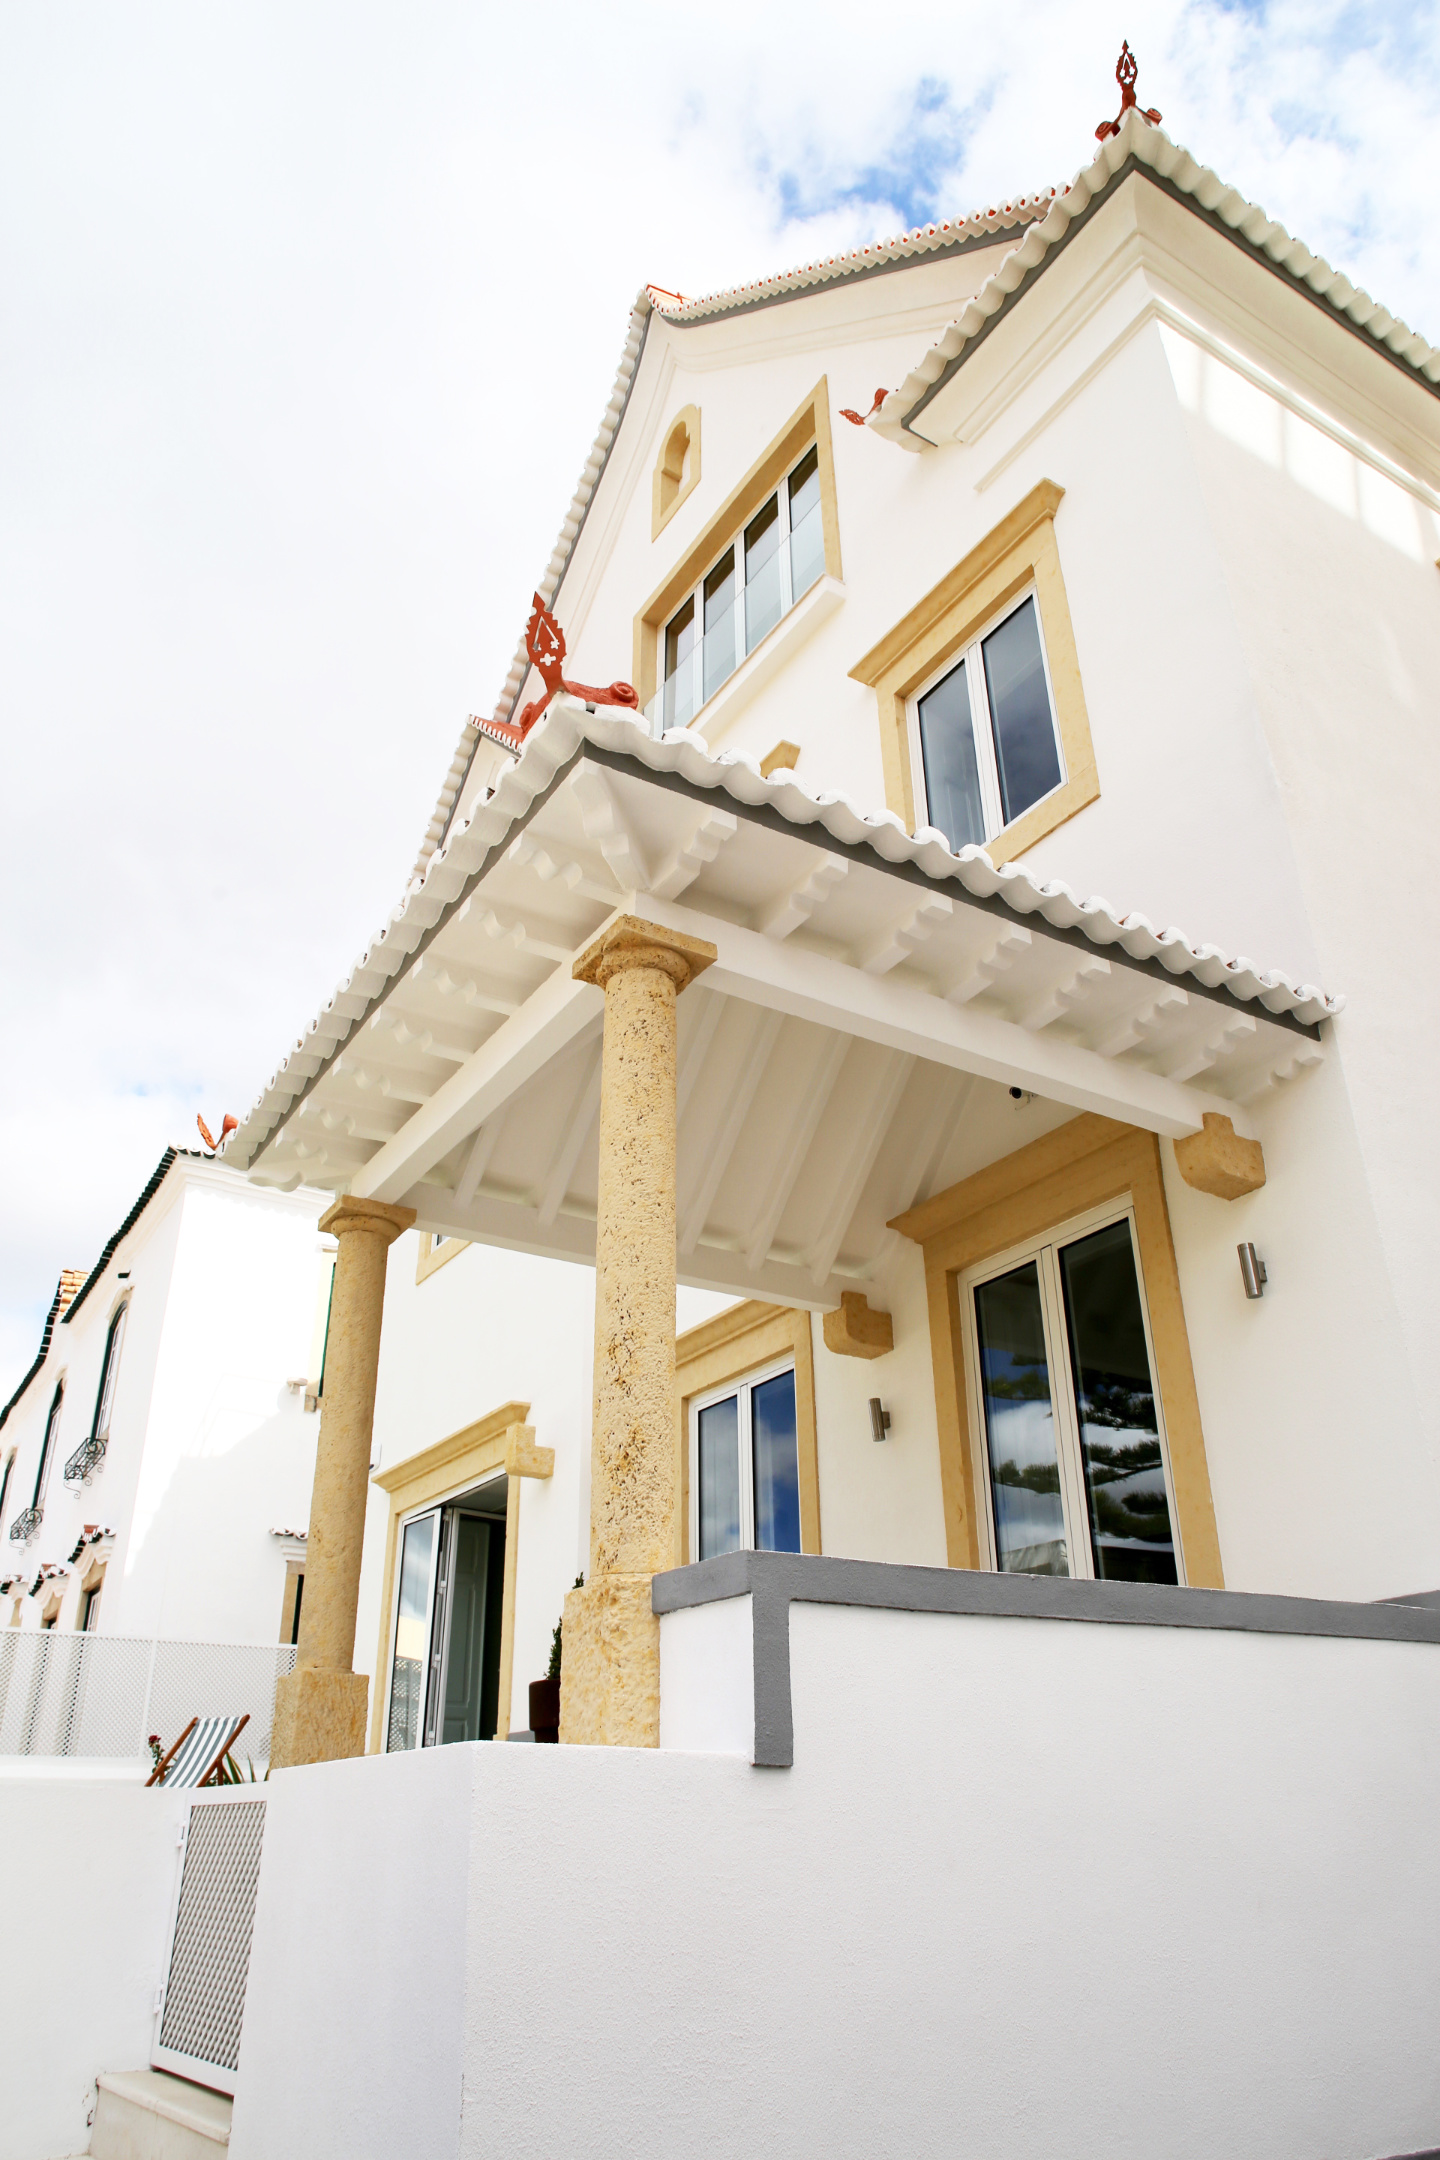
[907,587,1066,852]
[690,1357,802,1562]
[654,444,825,732]
[960,1200,1184,1585]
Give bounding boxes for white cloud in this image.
[2,0,1435,1393]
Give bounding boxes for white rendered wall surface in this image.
[1,1164,325,1644]
[0,1779,188,2160]
[230,1600,1440,2160]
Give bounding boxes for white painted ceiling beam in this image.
[804,1051,916,1287]
[405,1187,853,1311]
[349,965,603,1202]
[637,893,1258,1139]
[678,1005,784,1256]
[742,1030,850,1272]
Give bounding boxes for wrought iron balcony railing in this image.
[8,1506,41,1543]
[63,1436,107,1487]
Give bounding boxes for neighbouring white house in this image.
[9,73,1440,2160]
[0,1149,331,1776]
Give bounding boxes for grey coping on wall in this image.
[652,1552,1440,1770]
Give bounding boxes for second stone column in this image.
[560,914,716,1746]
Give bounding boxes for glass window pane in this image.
[387,1513,435,1751]
[752,1370,800,1554]
[663,597,696,729]
[697,1395,742,1560]
[973,1262,1069,1576]
[704,547,738,699]
[1058,1222,1177,1584]
[744,496,783,648]
[981,597,1062,826]
[787,446,820,526]
[787,450,824,603]
[917,658,986,851]
[94,1305,127,1442]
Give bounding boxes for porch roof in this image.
[225,704,1338,1308]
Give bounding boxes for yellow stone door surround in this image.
[368,1400,551,1754]
[889,1113,1223,1587]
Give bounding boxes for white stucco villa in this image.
[0,1149,329,1769]
[8,70,1440,2160]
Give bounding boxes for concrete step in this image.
[90,2069,231,2159]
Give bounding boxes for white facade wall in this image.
[422,186,1440,1603]
[0,1779,189,2160]
[0,1162,326,1645]
[230,1601,1440,2160]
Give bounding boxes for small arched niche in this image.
[652,404,701,539]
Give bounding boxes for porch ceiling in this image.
[226,705,1339,1310]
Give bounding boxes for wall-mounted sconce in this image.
[1238,1243,1268,1300]
[869,1398,891,1443]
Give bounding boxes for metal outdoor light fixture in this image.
[869,1398,891,1442]
[1238,1243,1268,1299]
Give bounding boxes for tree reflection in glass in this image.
[974,1261,1069,1575]
[386,1511,436,1751]
[1058,1222,1177,1583]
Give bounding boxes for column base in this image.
[558,1576,659,1748]
[270,1667,370,1770]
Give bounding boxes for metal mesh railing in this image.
[157,1797,267,2080]
[0,1633,296,1761]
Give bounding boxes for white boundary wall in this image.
[229,1602,1440,2160]
[0,1781,189,2160]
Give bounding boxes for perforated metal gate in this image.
[153,1795,267,2095]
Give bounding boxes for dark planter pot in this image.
[529,1677,561,1743]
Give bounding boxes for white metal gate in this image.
[152,1793,267,2095]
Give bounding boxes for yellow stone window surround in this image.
[890,1114,1222,1587]
[633,378,844,712]
[848,478,1099,867]
[368,1398,544,1753]
[675,1300,820,1564]
[652,404,701,539]
[415,1231,469,1284]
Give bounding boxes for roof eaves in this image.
[414,300,653,883]
[0,1277,70,1434]
[227,700,1343,1176]
[60,1148,195,1328]
[873,110,1440,445]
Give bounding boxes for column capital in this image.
[573,914,717,995]
[318,1195,418,1244]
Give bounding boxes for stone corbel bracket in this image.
[821,1292,894,1359]
[1173,1113,1265,1200]
[504,1424,554,1479]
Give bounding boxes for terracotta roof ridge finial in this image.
[1096,40,1161,142]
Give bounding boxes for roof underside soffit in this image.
[228,707,1337,1312]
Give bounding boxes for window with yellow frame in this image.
[849,479,1099,867]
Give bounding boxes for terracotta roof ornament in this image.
[475,594,639,753]
[840,387,891,427]
[1096,41,1161,141]
[197,1112,238,1154]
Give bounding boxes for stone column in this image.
[561,915,715,1747]
[270,1194,415,1769]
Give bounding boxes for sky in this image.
[2,0,1437,1398]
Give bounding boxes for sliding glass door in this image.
[384,1498,507,1751]
[964,1207,1181,1584]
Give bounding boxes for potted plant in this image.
[529,1576,580,1742]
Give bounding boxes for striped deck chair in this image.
[146,1713,251,1788]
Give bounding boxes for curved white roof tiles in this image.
[871,108,1440,444]
[229,701,1341,1173]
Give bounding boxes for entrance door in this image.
[386,1498,507,1752]
[963,1205,1182,1584]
